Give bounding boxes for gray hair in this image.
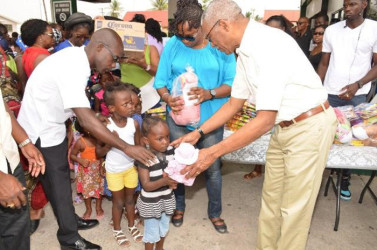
[201,0,243,25]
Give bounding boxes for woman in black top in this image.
[309,25,326,71]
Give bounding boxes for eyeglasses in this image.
[101,43,122,63]
[313,32,324,35]
[206,19,220,42]
[175,33,197,42]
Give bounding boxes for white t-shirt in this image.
[0,89,19,174]
[17,47,91,147]
[231,20,328,124]
[322,19,377,95]
[105,117,135,173]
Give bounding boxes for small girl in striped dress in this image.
[136,116,178,250]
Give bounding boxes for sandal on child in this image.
[113,229,130,247]
[128,225,143,242]
[210,218,228,234]
[171,210,184,227]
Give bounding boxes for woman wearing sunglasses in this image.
[309,25,327,71]
[154,0,236,234]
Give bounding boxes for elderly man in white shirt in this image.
[17,28,155,250]
[172,1,337,249]
[0,90,45,250]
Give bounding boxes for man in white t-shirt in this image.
[317,0,377,201]
[17,28,155,250]
[172,1,337,249]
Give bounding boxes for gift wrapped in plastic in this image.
[164,143,198,186]
[169,66,200,127]
[333,107,352,144]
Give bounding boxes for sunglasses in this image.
[313,32,324,35]
[175,33,197,42]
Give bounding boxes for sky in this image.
[1,0,300,31]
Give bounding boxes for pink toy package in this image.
[164,143,199,186]
[170,66,200,127]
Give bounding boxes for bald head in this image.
[297,17,309,33]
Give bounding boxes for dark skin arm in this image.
[6,101,45,177]
[157,87,184,114]
[72,107,155,166]
[189,84,232,105]
[317,52,330,83]
[138,167,177,192]
[134,119,141,146]
[94,96,101,113]
[70,138,90,168]
[338,53,377,100]
[33,54,48,70]
[14,55,27,96]
[181,110,277,178]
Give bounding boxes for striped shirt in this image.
[136,149,176,219]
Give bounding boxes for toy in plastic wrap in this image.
[333,107,352,144]
[164,143,198,186]
[170,66,200,127]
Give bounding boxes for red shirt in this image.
[22,46,50,78]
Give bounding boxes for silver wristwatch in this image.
[210,89,217,100]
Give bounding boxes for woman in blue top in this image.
[154,0,236,234]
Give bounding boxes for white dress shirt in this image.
[0,89,19,174]
[322,19,377,95]
[18,47,91,147]
[231,20,328,124]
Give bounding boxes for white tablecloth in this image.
[221,130,377,171]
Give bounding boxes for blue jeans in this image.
[328,94,366,107]
[143,213,170,243]
[328,94,366,178]
[166,114,223,219]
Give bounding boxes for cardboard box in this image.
[94,19,145,59]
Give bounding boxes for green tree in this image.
[151,0,168,10]
[246,9,262,21]
[108,0,123,18]
[201,0,212,10]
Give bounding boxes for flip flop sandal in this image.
[113,229,131,247]
[243,170,262,180]
[128,225,143,242]
[171,210,184,227]
[210,218,228,234]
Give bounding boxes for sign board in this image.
[52,0,76,26]
[95,19,145,59]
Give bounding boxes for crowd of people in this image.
[0,0,376,249]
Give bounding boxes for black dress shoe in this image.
[77,217,99,230]
[30,219,40,235]
[60,238,101,250]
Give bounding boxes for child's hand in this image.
[162,172,178,189]
[80,159,90,168]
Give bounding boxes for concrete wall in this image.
[327,0,343,17]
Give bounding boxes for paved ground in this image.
[31,162,377,250]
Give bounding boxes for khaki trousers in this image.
[257,107,337,250]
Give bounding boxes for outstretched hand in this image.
[180,148,217,179]
[170,129,201,148]
[124,145,156,167]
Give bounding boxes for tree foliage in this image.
[151,0,168,10]
[108,0,123,18]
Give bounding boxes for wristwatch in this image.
[196,127,205,138]
[210,89,217,100]
[357,81,363,89]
